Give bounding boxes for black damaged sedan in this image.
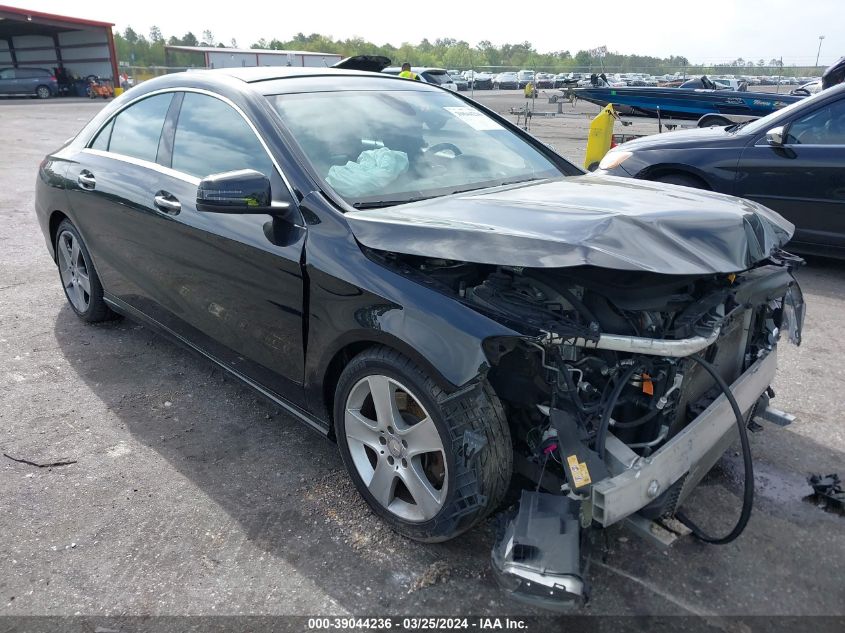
[36,66,804,607]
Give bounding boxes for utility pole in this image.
[469,48,474,99]
[815,35,825,68]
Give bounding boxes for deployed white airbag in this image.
[326,148,409,198]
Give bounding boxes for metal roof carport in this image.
[0,4,118,85]
[165,45,343,69]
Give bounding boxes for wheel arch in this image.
[48,210,70,261]
[637,164,713,190]
[317,330,480,436]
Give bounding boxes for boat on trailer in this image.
[575,77,804,119]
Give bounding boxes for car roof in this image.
[112,66,444,107]
[199,66,383,83]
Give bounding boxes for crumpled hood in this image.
[618,125,734,150]
[345,175,794,274]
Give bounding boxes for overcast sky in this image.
[20,0,843,65]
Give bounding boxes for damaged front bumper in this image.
[593,349,778,526]
[492,340,787,608]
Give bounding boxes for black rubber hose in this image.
[595,363,641,459]
[559,286,599,329]
[611,407,660,429]
[675,354,754,545]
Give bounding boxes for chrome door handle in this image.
[154,193,181,215]
[77,171,96,190]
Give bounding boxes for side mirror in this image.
[196,169,276,214]
[765,126,786,146]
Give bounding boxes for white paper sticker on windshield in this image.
[444,106,503,131]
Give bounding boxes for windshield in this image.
[741,89,830,135]
[267,89,563,208]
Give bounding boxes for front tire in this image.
[334,347,512,542]
[55,219,116,322]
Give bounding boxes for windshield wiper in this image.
[726,120,752,133]
[495,176,544,187]
[451,177,545,196]
[351,196,432,209]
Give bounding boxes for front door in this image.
[0,68,16,95]
[735,97,845,251]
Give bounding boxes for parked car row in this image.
[442,69,577,91]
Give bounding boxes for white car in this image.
[516,70,535,88]
[713,78,744,90]
[382,67,457,91]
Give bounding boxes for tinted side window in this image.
[171,93,274,179]
[90,118,114,151]
[0,69,15,80]
[787,100,845,145]
[108,94,173,163]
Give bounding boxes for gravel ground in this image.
[1,93,843,625]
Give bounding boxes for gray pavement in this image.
[1,95,843,620]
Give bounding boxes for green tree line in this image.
[115,26,236,67]
[114,26,823,76]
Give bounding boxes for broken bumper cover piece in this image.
[491,491,584,610]
[592,350,778,527]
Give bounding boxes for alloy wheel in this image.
[344,375,448,522]
[57,230,91,313]
[36,86,50,99]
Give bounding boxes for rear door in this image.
[735,96,845,250]
[66,92,176,303]
[18,68,38,94]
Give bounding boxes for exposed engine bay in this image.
[370,248,805,609]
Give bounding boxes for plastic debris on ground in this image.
[808,473,843,513]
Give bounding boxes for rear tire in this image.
[653,173,708,189]
[55,219,116,323]
[36,85,51,99]
[334,346,512,542]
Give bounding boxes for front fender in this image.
[301,194,519,419]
